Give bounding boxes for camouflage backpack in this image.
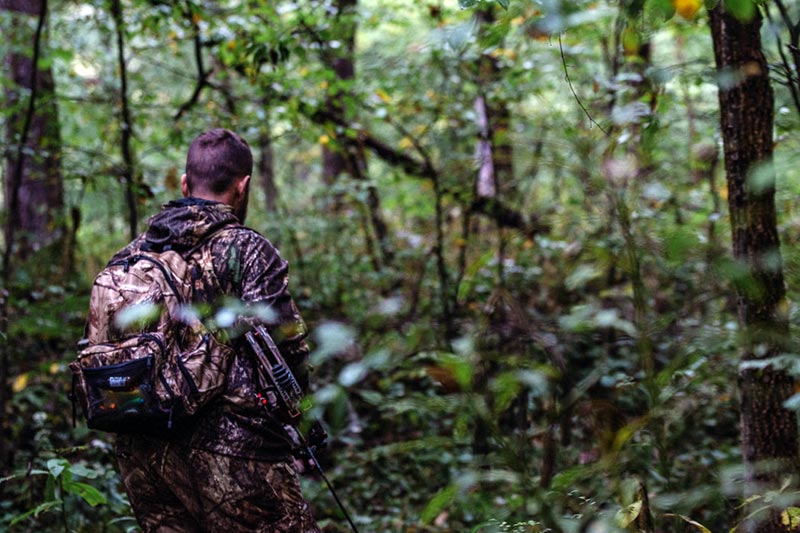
[70,232,235,434]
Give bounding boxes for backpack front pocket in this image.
[72,334,176,433]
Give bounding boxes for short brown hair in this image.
[185,128,253,194]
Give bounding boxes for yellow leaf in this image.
[375,89,392,104]
[49,363,60,375]
[616,500,642,528]
[782,507,800,529]
[673,0,701,20]
[664,513,712,532]
[510,16,525,26]
[319,134,330,146]
[12,373,28,393]
[399,137,413,150]
[192,13,201,25]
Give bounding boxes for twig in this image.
[766,1,800,116]
[559,34,609,135]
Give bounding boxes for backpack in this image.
[70,233,235,434]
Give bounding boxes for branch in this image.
[559,34,609,136]
[469,196,548,237]
[768,1,800,116]
[174,12,208,120]
[298,102,546,236]
[301,103,437,178]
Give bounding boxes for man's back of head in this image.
[184,128,253,196]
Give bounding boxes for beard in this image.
[235,186,250,223]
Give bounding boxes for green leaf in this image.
[649,0,675,20]
[311,322,356,364]
[115,302,162,331]
[458,0,480,7]
[63,480,108,507]
[9,500,62,526]
[457,249,494,302]
[338,361,367,387]
[440,353,474,390]
[69,462,101,479]
[497,0,510,9]
[421,484,458,523]
[47,458,69,479]
[565,264,601,290]
[665,228,699,263]
[784,393,800,411]
[723,0,755,21]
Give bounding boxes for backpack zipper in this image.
[111,254,185,304]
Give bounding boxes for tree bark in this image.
[2,0,64,259]
[709,5,799,531]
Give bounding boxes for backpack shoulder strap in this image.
[184,223,244,301]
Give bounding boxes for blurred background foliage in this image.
[2,0,800,531]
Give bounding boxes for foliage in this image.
[2,0,800,531]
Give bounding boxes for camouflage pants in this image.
[115,436,320,533]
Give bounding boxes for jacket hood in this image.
[144,197,241,252]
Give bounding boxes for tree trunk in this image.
[320,0,392,268]
[259,115,278,213]
[110,0,138,241]
[321,0,357,191]
[0,0,60,474]
[2,0,64,259]
[709,5,799,531]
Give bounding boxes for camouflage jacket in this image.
[107,197,310,460]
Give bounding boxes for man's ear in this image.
[237,175,251,196]
[180,174,190,197]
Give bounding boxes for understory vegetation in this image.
[3,0,800,531]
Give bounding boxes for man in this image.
[103,128,319,532]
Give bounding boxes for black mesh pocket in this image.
[82,355,168,432]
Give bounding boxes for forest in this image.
[3,0,800,531]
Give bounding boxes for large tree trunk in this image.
[709,5,800,531]
[2,0,64,259]
[0,0,61,474]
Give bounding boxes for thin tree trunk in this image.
[111,0,137,241]
[709,5,799,532]
[259,114,278,213]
